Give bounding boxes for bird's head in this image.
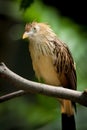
[22,22,40,40]
[22,22,56,42]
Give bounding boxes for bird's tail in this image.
[61,99,76,130]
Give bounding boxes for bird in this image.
[22,22,77,130]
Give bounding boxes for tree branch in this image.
[0,62,87,107]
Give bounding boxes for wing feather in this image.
[52,39,77,90]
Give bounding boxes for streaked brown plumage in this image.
[22,22,77,130]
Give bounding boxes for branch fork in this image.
[0,62,87,107]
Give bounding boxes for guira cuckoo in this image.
[22,22,77,130]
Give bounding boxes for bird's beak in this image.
[22,32,28,39]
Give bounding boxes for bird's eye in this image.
[33,27,37,32]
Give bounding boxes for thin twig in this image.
[0,90,27,103]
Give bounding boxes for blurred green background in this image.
[0,0,87,130]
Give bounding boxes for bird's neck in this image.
[29,37,56,59]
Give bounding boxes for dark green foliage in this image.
[20,0,34,10]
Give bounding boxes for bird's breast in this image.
[29,45,61,86]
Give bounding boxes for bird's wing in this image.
[52,39,77,90]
